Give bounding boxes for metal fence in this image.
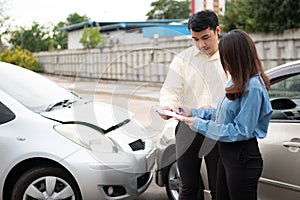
[34,30,300,83]
[35,42,190,83]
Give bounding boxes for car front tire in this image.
[11,166,82,200]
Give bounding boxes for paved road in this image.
[45,74,169,200]
[137,177,169,200]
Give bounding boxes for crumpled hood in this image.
[40,100,151,152]
[41,100,133,131]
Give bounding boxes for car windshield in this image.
[0,63,78,113]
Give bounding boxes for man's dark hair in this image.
[188,9,219,32]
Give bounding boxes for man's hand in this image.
[157,105,173,120]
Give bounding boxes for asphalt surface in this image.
[43,73,170,200]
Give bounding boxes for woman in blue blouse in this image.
[176,29,273,200]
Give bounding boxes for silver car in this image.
[0,61,156,200]
[155,60,300,200]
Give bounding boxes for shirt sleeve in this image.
[192,87,272,142]
[159,55,184,107]
[191,108,216,120]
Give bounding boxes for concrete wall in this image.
[251,29,300,70]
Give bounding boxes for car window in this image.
[269,74,300,99]
[269,73,300,120]
[0,102,16,124]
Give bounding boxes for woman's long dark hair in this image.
[218,29,270,100]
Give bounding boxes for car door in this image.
[258,71,300,200]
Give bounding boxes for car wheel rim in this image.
[23,176,75,200]
[168,162,181,200]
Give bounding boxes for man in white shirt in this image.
[159,10,228,200]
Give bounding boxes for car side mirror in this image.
[270,97,297,110]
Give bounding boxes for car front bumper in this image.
[62,148,156,200]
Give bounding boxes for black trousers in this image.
[217,138,263,200]
[175,121,219,200]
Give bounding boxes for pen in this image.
[178,96,187,113]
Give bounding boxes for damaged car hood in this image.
[41,100,132,131]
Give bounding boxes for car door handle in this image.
[283,142,300,148]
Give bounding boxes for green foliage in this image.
[220,0,300,34]
[0,0,9,51]
[66,13,90,25]
[5,11,104,51]
[253,0,300,33]
[0,46,42,71]
[5,13,90,52]
[79,25,106,49]
[219,0,254,32]
[8,22,51,52]
[146,0,190,19]
[50,21,68,50]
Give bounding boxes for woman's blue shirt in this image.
[191,75,273,142]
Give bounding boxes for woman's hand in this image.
[172,104,195,129]
[200,104,212,109]
[178,116,196,129]
[174,104,192,117]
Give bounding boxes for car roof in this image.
[266,60,300,81]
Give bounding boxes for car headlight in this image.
[53,123,119,153]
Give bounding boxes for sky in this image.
[6,0,154,27]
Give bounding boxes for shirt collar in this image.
[193,46,220,61]
[210,50,220,60]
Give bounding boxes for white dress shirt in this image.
[160,45,228,109]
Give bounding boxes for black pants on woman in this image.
[175,122,219,200]
[217,138,263,200]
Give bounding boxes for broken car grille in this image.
[129,139,145,151]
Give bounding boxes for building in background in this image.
[59,20,190,49]
[190,0,227,15]
[60,0,235,49]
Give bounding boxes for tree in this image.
[66,13,90,25]
[219,0,256,33]
[7,13,91,52]
[146,0,190,19]
[220,0,300,34]
[79,25,106,49]
[8,22,51,52]
[0,0,9,51]
[50,21,68,50]
[252,0,300,33]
